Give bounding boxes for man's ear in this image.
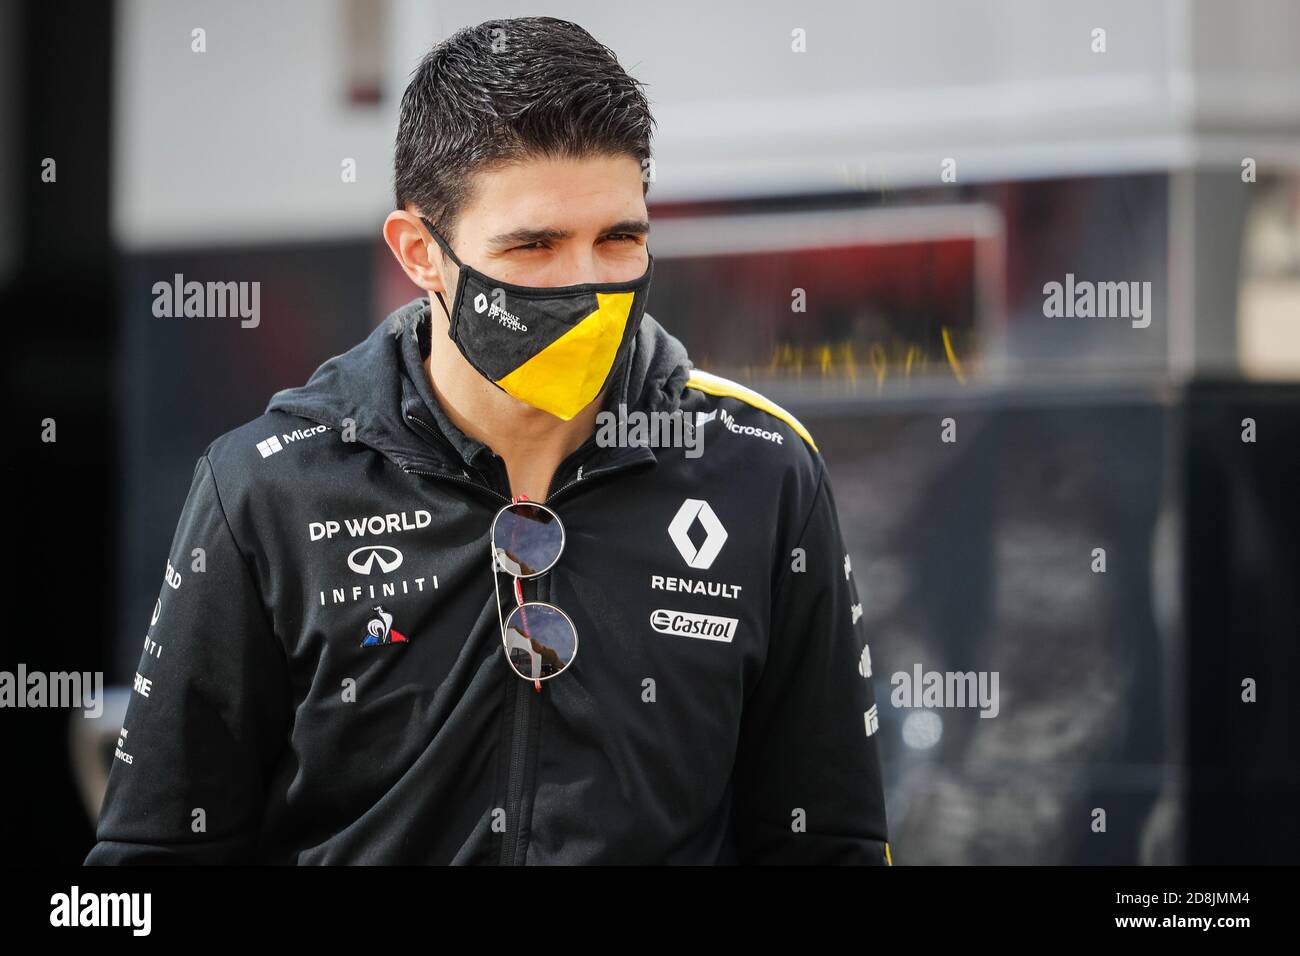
[382,210,450,295]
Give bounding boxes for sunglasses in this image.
[490,496,578,691]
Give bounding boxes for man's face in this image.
[437,152,650,290]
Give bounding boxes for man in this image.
[86,16,890,865]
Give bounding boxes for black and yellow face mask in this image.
[419,217,654,421]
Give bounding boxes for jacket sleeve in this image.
[730,456,891,864]
[84,454,292,864]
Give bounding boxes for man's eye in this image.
[512,236,639,251]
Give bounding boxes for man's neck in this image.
[423,345,608,502]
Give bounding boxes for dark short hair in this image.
[394,17,655,245]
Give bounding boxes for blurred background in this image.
[3,0,1298,864]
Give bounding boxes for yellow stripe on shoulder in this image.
[684,368,818,452]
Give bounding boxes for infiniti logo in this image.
[347,545,403,575]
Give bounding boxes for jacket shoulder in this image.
[677,368,827,531]
[683,368,819,453]
[196,409,349,522]
[681,367,823,481]
[204,409,340,473]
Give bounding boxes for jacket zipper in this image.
[406,409,652,505]
[403,457,533,864]
[403,464,509,502]
[403,411,653,864]
[546,455,654,504]
[404,414,509,498]
[503,678,532,864]
[404,414,532,864]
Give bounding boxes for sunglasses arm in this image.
[492,548,543,694]
[492,548,509,647]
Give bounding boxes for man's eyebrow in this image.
[486,219,651,248]
[603,219,651,236]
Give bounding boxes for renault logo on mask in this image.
[668,498,728,569]
[474,292,489,314]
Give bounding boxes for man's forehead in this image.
[460,155,647,231]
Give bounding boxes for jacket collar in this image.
[266,295,693,479]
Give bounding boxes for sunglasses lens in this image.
[503,603,576,680]
[492,503,563,577]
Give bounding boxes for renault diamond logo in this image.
[668,498,727,569]
[347,545,404,575]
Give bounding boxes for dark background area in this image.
[3,0,116,863]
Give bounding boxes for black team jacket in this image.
[85,297,891,865]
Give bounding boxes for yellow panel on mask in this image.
[494,291,634,421]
